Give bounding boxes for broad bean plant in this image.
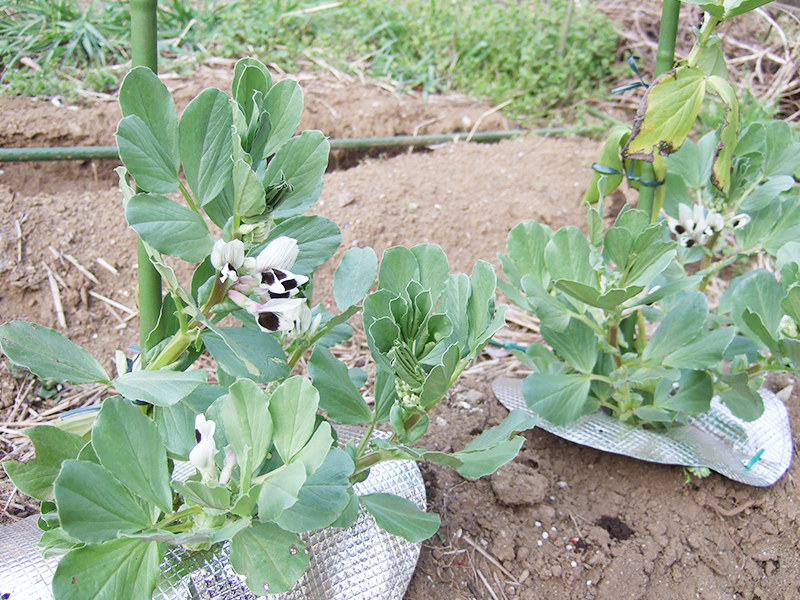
[0,59,534,599]
[502,1,800,427]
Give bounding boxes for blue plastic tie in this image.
[744,448,764,470]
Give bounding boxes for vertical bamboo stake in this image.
[557,0,575,59]
[637,0,681,220]
[129,0,162,365]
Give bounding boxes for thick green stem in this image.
[130,0,161,362]
[148,329,195,371]
[638,0,682,220]
[155,505,203,530]
[687,16,721,67]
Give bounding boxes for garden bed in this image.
[1,65,798,600]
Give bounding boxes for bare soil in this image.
[1,65,799,600]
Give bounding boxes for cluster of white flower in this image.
[666,203,750,248]
[210,236,320,335]
[189,414,237,485]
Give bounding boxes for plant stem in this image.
[686,16,721,67]
[130,0,161,364]
[148,329,195,370]
[638,0,681,220]
[154,505,202,530]
[201,277,228,319]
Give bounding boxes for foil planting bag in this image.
[492,377,792,487]
[0,426,426,599]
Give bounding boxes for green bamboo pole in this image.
[129,0,162,365]
[0,129,568,162]
[637,0,681,220]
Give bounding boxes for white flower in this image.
[668,203,712,248]
[283,302,322,335]
[730,213,751,229]
[189,414,218,482]
[706,211,725,233]
[219,445,237,486]
[253,237,309,298]
[228,289,306,332]
[211,239,246,283]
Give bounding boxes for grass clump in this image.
[0,0,621,123]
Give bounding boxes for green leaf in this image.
[695,35,728,78]
[467,260,498,351]
[125,193,213,262]
[230,521,308,595]
[662,328,734,370]
[654,370,712,415]
[623,66,707,161]
[584,126,629,204]
[411,244,451,300]
[554,280,642,311]
[544,226,594,286]
[201,326,290,383]
[623,236,676,288]
[623,276,703,308]
[541,316,598,374]
[764,120,800,177]
[309,346,373,424]
[453,409,538,478]
[441,273,471,350]
[740,176,796,212]
[269,377,319,463]
[268,131,330,219]
[681,0,725,18]
[360,493,440,543]
[52,538,163,600]
[720,386,763,421]
[274,448,354,532]
[113,369,206,407]
[377,246,419,297]
[643,292,708,362]
[91,397,172,514]
[259,215,342,276]
[232,59,272,121]
[55,460,154,543]
[374,366,397,422]
[520,275,570,332]
[505,220,553,286]
[291,421,334,476]
[521,373,596,426]
[781,284,800,324]
[731,270,785,347]
[0,321,109,384]
[233,159,266,218]
[723,0,776,19]
[262,79,304,158]
[116,67,179,194]
[223,378,274,469]
[2,425,85,501]
[179,88,234,206]
[172,480,231,510]
[257,462,307,522]
[334,246,378,311]
[706,76,739,193]
[153,384,225,460]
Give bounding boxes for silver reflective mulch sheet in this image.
[493,377,793,487]
[0,426,425,600]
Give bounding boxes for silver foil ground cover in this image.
[493,377,792,487]
[0,426,425,600]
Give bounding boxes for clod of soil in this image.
[596,515,636,541]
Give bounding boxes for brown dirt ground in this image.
[1,64,799,600]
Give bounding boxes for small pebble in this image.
[537,540,543,547]
[542,532,549,540]
[534,521,542,528]
[566,545,573,551]
[571,561,578,568]
[550,527,557,532]
[557,481,568,488]
[587,581,593,587]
